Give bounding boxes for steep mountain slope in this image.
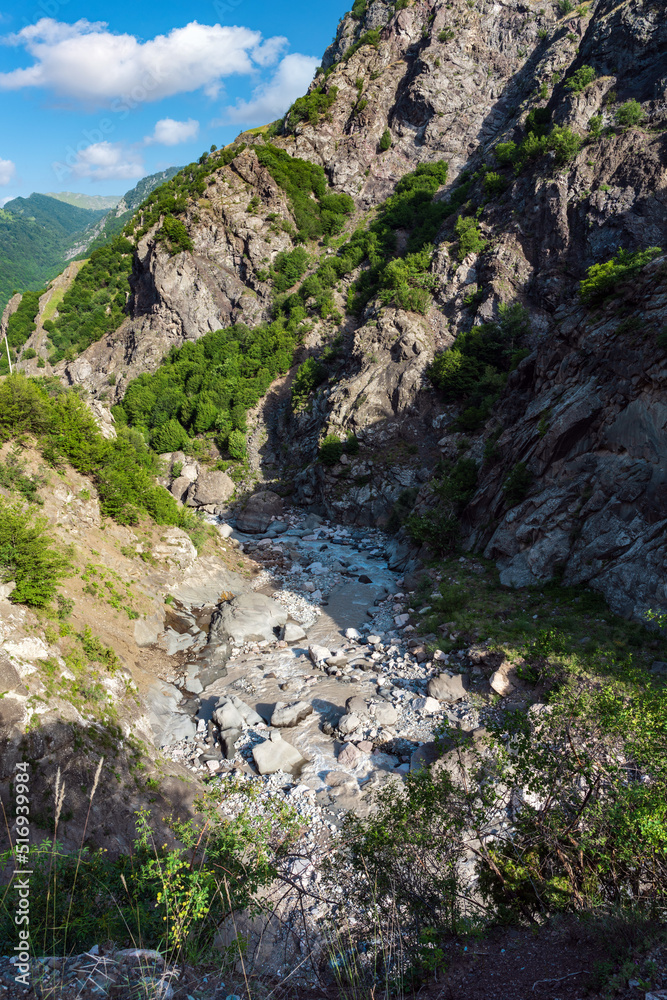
[11,0,667,621]
[44,191,122,210]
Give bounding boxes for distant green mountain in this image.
[0,195,107,312]
[44,191,122,210]
[0,169,183,313]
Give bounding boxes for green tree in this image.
[0,499,70,607]
[615,100,645,128]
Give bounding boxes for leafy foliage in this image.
[291,356,327,410]
[0,498,69,607]
[43,237,134,362]
[429,302,530,425]
[255,144,354,241]
[285,86,339,131]
[503,460,533,505]
[272,246,309,292]
[0,374,189,528]
[405,458,478,552]
[455,216,487,260]
[566,64,596,92]
[379,128,392,152]
[319,434,345,465]
[156,215,194,255]
[580,247,662,302]
[615,99,646,128]
[115,316,306,457]
[0,289,44,373]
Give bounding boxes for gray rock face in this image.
[373,703,398,727]
[170,476,191,502]
[187,469,235,507]
[236,491,283,533]
[427,673,470,703]
[252,731,307,775]
[211,593,288,645]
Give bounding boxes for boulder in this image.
[344,627,361,640]
[283,621,307,643]
[187,469,235,507]
[490,669,515,697]
[345,695,370,717]
[337,743,365,768]
[252,731,307,775]
[213,701,244,731]
[411,696,441,715]
[373,703,398,727]
[219,728,241,759]
[270,700,313,727]
[237,491,283,533]
[338,713,361,734]
[170,476,191,502]
[427,673,469,703]
[228,695,264,727]
[309,644,331,664]
[144,681,196,746]
[212,593,287,645]
[218,523,234,538]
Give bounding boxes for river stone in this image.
[270,700,313,727]
[411,696,441,715]
[427,673,470,702]
[252,731,306,775]
[338,713,361,734]
[237,491,283,533]
[373,703,398,726]
[218,523,234,538]
[212,593,287,644]
[309,643,331,664]
[337,743,364,767]
[345,695,369,717]
[344,627,361,640]
[490,668,515,697]
[326,653,349,668]
[325,770,356,787]
[228,695,264,727]
[283,621,307,643]
[213,701,244,731]
[394,613,410,626]
[219,728,241,759]
[187,470,235,507]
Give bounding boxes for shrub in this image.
[494,141,518,165]
[345,432,360,454]
[151,419,190,453]
[406,458,478,553]
[0,374,189,529]
[525,106,551,137]
[438,28,455,42]
[454,216,487,260]
[566,64,596,92]
[558,0,574,12]
[292,357,326,409]
[547,125,583,165]
[588,114,604,138]
[503,461,533,505]
[157,215,193,255]
[483,171,508,197]
[580,246,662,302]
[255,144,353,240]
[319,434,344,465]
[351,0,367,18]
[272,246,309,292]
[21,348,37,360]
[227,429,246,460]
[342,28,381,62]
[615,99,645,128]
[0,498,69,607]
[379,128,392,152]
[285,86,339,130]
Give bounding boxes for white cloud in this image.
[222,52,319,125]
[0,195,14,207]
[66,141,144,181]
[145,117,199,146]
[0,18,287,106]
[0,158,16,185]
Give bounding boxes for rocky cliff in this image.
[12,0,667,621]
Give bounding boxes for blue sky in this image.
[0,0,348,202]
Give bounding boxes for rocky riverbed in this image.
[142,495,495,832]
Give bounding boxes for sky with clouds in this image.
[0,0,348,201]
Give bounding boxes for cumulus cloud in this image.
[66,141,144,181]
[145,118,200,146]
[0,158,15,185]
[222,52,319,125]
[0,18,287,106]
